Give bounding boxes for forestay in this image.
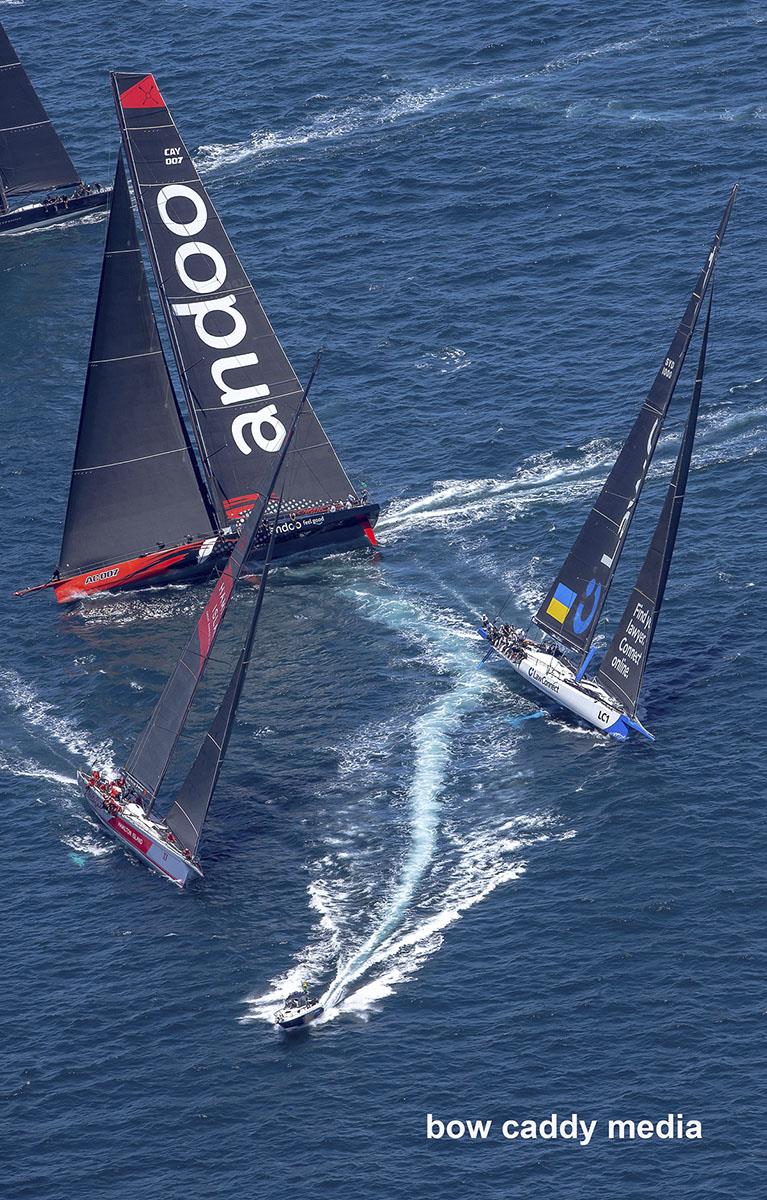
[111,71,353,525]
[533,185,737,657]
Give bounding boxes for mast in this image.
[594,289,713,716]
[124,357,321,811]
[533,185,737,658]
[110,71,354,528]
[57,155,216,579]
[164,482,287,854]
[0,21,81,197]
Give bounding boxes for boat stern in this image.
[78,772,203,886]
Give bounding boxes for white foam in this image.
[197,84,458,173]
[0,668,114,772]
[0,751,75,786]
[415,347,471,374]
[242,582,571,1026]
[62,833,114,858]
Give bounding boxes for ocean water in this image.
[3,2,766,1197]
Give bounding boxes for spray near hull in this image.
[482,634,653,741]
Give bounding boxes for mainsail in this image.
[533,185,737,656]
[124,365,318,809]
[595,290,713,715]
[164,487,285,853]
[110,71,353,526]
[58,155,215,578]
[0,22,80,202]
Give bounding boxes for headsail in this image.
[164,485,286,853]
[111,71,353,526]
[58,156,215,578]
[0,22,80,198]
[533,185,737,656]
[595,290,713,715]
[124,360,319,810]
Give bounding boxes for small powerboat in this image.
[275,993,324,1030]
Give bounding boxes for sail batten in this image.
[111,71,355,526]
[58,155,215,578]
[533,186,737,656]
[595,289,713,714]
[0,22,81,196]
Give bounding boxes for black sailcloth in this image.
[164,488,285,853]
[110,71,353,526]
[533,185,737,656]
[0,22,80,199]
[595,290,712,715]
[124,368,317,810]
[58,155,215,577]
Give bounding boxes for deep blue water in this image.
[3,2,767,1196]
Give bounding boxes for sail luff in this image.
[57,154,216,578]
[595,287,713,714]
[532,185,737,657]
[124,361,319,811]
[0,22,81,196]
[110,71,355,526]
[164,481,287,853]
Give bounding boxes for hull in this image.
[247,502,380,564]
[78,774,202,887]
[0,188,111,235]
[52,504,380,602]
[275,1003,324,1029]
[54,537,227,602]
[483,635,653,741]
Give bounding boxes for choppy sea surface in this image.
[3,2,766,1197]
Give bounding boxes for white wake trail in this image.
[242,587,543,1027]
[322,666,488,1011]
[0,668,114,773]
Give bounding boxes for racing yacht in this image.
[481,186,737,740]
[0,21,109,234]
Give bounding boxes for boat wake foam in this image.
[194,16,758,178]
[0,668,114,772]
[242,585,570,1027]
[0,750,75,786]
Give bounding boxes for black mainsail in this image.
[58,155,216,579]
[124,370,317,810]
[533,185,737,657]
[595,290,713,715]
[0,21,80,205]
[111,71,353,526]
[164,486,285,853]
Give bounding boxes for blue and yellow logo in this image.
[546,582,577,625]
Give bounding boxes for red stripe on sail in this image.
[120,74,165,110]
[224,493,261,521]
[197,564,235,668]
